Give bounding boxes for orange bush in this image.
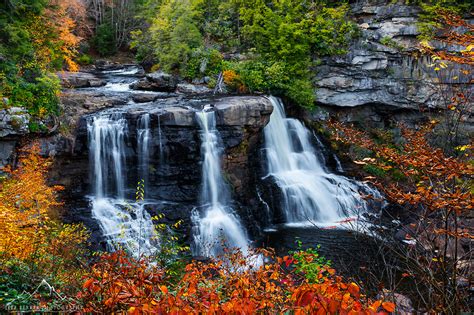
[79,250,395,314]
[223,69,247,93]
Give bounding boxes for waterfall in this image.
[87,114,158,257]
[192,107,250,257]
[89,114,127,199]
[264,96,381,226]
[137,113,151,196]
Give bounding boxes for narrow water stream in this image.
[192,107,250,257]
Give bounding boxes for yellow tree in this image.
[0,144,61,259]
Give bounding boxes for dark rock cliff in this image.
[43,95,273,245]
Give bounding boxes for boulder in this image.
[132,93,161,103]
[57,72,106,88]
[176,83,212,95]
[0,107,30,137]
[130,71,178,92]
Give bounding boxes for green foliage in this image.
[289,240,331,284]
[93,23,117,56]
[0,259,32,307]
[134,0,357,108]
[363,164,387,178]
[77,54,93,65]
[147,0,203,73]
[185,47,223,79]
[0,0,73,118]
[380,36,403,50]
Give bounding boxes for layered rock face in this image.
[46,94,272,243]
[314,0,472,111]
[308,0,473,141]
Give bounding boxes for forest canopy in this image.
[130,0,359,108]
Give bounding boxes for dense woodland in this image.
[0,0,473,313]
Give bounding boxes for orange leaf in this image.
[83,278,94,289]
[382,302,396,312]
[348,282,360,298]
[160,285,168,294]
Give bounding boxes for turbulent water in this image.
[87,114,159,257]
[264,96,381,226]
[192,107,250,257]
[80,66,382,260]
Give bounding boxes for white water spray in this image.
[264,96,381,226]
[192,108,250,257]
[88,114,158,257]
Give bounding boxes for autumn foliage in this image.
[420,10,474,66]
[0,143,88,300]
[79,249,395,314]
[0,144,62,259]
[328,121,473,312]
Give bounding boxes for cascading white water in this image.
[88,114,158,257]
[137,114,151,196]
[89,114,127,199]
[192,108,250,257]
[264,96,380,226]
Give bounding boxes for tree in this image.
[328,121,473,313]
[148,0,203,73]
[419,11,473,154]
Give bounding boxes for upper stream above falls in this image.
[48,65,385,263]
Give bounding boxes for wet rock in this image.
[57,72,106,88]
[132,93,160,103]
[176,83,212,95]
[0,107,30,137]
[131,71,178,92]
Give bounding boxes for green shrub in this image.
[77,54,93,65]
[185,47,223,79]
[363,164,387,177]
[93,23,117,56]
[289,240,331,284]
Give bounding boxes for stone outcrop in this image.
[176,83,212,95]
[0,107,30,137]
[57,72,106,88]
[131,71,179,92]
[314,0,472,110]
[59,91,129,131]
